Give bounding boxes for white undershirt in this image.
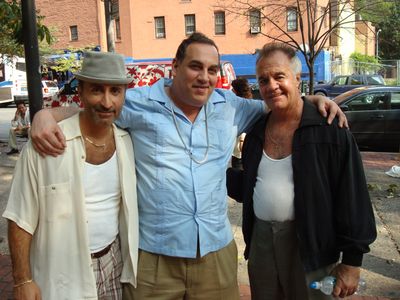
[83,151,121,252]
[253,151,295,222]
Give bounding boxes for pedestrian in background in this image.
[29,33,347,300]
[3,52,138,300]
[231,78,253,169]
[7,102,30,155]
[227,43,376,300]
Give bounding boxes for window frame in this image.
[184,14,196,36]
[154,16,166,39]
[287,7,298,32]
[249,9,261,34]
[70,25,78,41]
[115,17,121,40]
[214,11,226,35]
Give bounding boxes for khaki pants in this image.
[8,127,29,150]
[248,218,335,300]
[123,240,240,300]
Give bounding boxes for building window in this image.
[249,9,261,34]
[154,17,166,39]
[214,11,225,35]
[287,7,298,32]
[185,14,196,35]
[115,17,121,40]
[70,25,78,41]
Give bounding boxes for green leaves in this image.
[0,0,53,57]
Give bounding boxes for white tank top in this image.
[253,151,295,222]
[83,151,121,252]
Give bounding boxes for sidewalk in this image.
[0,147,399,299]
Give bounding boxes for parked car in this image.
[42,80,59,97]
[333,86,400,152]
[43,60,236,108]
[314,74,385,98]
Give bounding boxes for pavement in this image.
[0,136,399,299]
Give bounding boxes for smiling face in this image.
[170,43,219,112]
[78,81,125,128]
[256,50,301,112]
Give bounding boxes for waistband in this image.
[91,239,115,259]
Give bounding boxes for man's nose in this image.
[101,90,113,108]
[197,69,208,82]
[267,79,279,90]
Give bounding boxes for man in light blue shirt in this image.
[30,33,346,300]
[117,77,263,259]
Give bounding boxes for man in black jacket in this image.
[227,43,376,299]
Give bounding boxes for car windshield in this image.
[43,81,58,87]
[330,76,347,85]
[366,75,385,85]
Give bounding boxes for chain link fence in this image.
[330,59,400,86]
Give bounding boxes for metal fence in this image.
[330,59,400,86]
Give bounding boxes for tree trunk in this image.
[309,64,315,95]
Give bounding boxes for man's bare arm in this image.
[30,107,79,157]
[307,95,349,128]
[8,221,42,300]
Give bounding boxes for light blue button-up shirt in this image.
[117,78,264,258]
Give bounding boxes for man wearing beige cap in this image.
[3,51,138,300]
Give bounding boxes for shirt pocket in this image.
[41,182,72,222]
[209,119,234,153]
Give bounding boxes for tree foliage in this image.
[350,52,380,73]
[0,0,52,59]
[216,0,388,93]
[355,0,400,59]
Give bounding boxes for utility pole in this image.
[376,29,382,59]
[21,0,43,121]
[104,0,115,52]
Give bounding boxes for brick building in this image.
[35,0,337,60]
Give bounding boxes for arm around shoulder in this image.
[30,107,79,157]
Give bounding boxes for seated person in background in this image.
[231,78,253,169]
[7,102,30,155]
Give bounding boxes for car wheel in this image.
[314,91,326,96]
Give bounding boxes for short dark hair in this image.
[256,43,302,74]
[175,32,220,63]
[231,78,252,99]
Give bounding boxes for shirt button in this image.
[52,186,56,190]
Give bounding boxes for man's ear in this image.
[172,58,178,77]
[296,73,301,90]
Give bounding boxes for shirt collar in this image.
[61,113,129,142]
[250,97,328,142]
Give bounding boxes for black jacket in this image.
[227,99,377,271]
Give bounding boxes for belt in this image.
[91,242,113,259]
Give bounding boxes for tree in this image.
[216,0,387,94]
[355,0,399,59]
[0,0,52,59]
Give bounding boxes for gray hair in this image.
[256,43,302,75]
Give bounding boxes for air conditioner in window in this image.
[250,26,260,34]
